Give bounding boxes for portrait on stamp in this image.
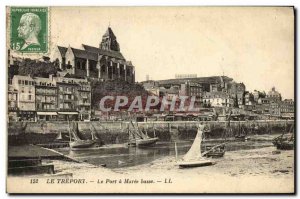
[17,13,42,50]
[10,7,48,53]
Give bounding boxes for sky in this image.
[15,7,295,99]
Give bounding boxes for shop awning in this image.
[57,112,78,115]
[37,112,57,116]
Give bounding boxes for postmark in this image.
[10,7,48,53]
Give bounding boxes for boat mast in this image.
[67,116,72,142]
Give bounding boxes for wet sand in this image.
[8,145,293,193]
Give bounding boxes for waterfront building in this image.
[253,104,270,116]
[34,75,58,121]
[142,80,160,96]
[244,92,255,106]
[155,76,233,93]
[55,76,91,121]
[266,87,282,102]
[269,101,281,118]
[11,75,36,121]
[52,27,135,83]
[280,99,294,119]
[8,85,18,121]
[257,97,270,105]
[179,81,202,107]
[202,91,234,108]
[253,90,266,102]
[227,82,246,108]
[74,79,92,121]
[56,79,79,121]
[179,81,203,98]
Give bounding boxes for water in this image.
[57,137,275,168]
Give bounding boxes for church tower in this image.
[99,27,120,52]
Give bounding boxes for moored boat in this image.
[203,143,226,158]
[128,121,159,147]
[176,124,214,168]
[68,121,97,150]
[272,123,294,150]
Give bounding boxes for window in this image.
[28,95,31,100]
[18,80,21,84]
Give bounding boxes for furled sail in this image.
[183,125,205,161]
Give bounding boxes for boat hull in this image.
[204,151,225,158]
[273,141,294,150]
[177,160,214,168]
[128,137,159,147]
[235,135,247,141]
[69,140,96,149]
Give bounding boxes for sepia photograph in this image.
[6,6,295,194]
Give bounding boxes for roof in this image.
[82,44,125,60]
[71,48,98,61]
[203,91,230,98]
[154,76,233,86]
[103,27,117,39]
[57,46,68,58]
[13,75,34,81]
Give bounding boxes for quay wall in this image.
[8,120,294,145]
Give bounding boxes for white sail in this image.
[183,125,205,161]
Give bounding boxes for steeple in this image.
[99,27,120,52]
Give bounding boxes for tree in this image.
[16,58,59,78]
[234,94,239,108]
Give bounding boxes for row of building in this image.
[8,74,92,122]
[141,76,294,119]
[8,27,137,122]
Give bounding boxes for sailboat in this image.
[272,124,294,150]
[234,118,247,141]
[128,121,159,147]
[176,124,214,168]
[68,121,96,150]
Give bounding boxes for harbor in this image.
[8,119,294,173]
[7,136,294,193]
[7,111,295,193]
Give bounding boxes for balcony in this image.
[78,102,91,106]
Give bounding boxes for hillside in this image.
[91,79,152,109]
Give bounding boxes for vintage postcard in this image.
[6,6,295,193]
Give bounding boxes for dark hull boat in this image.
[273,141,294,150]
[272,124,294,151]
[68,121,98,150]
[69,140,96,149]
[128,121,159,148]
[272,133,294,150]
[178,160,214,168]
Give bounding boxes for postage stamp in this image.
[10,7,48,53]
